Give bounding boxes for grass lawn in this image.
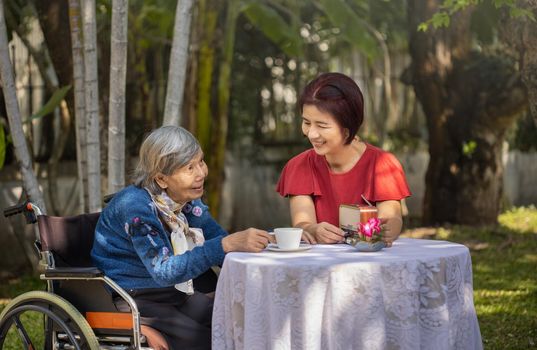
[0,206,536,349]
[0,275,46,349]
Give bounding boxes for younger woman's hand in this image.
[377,200,403,248]
[379,217,400,247]
[305,222,345,244]
[301,230,317,244]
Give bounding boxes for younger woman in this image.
[277,72,411,245]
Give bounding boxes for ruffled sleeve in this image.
[364,151,411,202]
[276,149,322,197]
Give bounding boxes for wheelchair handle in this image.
[3,202,30,217]
[3,202,42,223]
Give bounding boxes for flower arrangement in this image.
[358,217,382,241]
[344,205,385,251]
[345,217,383,244]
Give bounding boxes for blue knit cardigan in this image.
[91,185,227,290]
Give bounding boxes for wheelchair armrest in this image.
[44,267,104,278]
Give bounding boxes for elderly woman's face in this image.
[155,151,208,204]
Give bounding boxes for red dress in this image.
[276,144,411,226]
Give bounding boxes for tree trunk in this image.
[0,0,47,213]
[11,3,70,215]
[82,0,102,212]
[500,0,537,129]
[361,21,398,145]
[184,2,200,133]
[47,101,71,215]
[34,0,75,114]
[207,0,239,218]
[407,0,527,225]
[195,0,218,156]
[32,1,74,176]
[68,0,89,213]
[107,0,128,194]
[163,0,194,127]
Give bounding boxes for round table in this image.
[212,238,483,350]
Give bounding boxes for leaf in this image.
[509,7,536,21]
[23,85,71,123]
[431,12,451,29]
[462,140,477,158]
[422,0,535,32]
[418,22,430,32]
[241,2,302,57]
[317,0,379,59]
[493,0,516,7]
[0,125,6,169]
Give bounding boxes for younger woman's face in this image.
[155,151,208,204]
[301,104,348,156]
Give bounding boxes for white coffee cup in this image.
[273,227,303,250]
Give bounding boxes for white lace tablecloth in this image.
[212,238,482,350]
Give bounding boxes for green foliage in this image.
[494,0,535,19]
[418,11,451,31]
[0,275,45,299]
[233,0,408,155]
[3,0,35,40]
[385,129,424,153]
[498,205,537,232]
[419,0,480,31]
[131,3,176,49]
[419,0,535,32]
[462,140,477,158]
[22,85,71,124]
[0,124,6,169]
[469,0,500,44]
[241,2,303,57]
[316,0,379,60]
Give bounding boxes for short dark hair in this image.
[299,72,364,144]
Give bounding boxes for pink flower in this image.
[359,218,381,238]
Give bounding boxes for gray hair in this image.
[133,126,201,194]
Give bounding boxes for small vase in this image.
[352,240,386,252]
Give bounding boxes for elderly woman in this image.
[91,126,272,350]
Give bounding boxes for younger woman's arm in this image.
[290,195,345,244]
[376,200,403,246]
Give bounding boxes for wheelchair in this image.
[0,201,156,349]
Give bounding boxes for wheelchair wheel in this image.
[0,290,100,350]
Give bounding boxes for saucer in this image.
[266,243,312,252]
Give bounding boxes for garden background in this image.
[0,0,536,349]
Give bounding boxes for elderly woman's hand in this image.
[222,228,273,253]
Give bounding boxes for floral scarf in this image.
[146,189,205,294]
